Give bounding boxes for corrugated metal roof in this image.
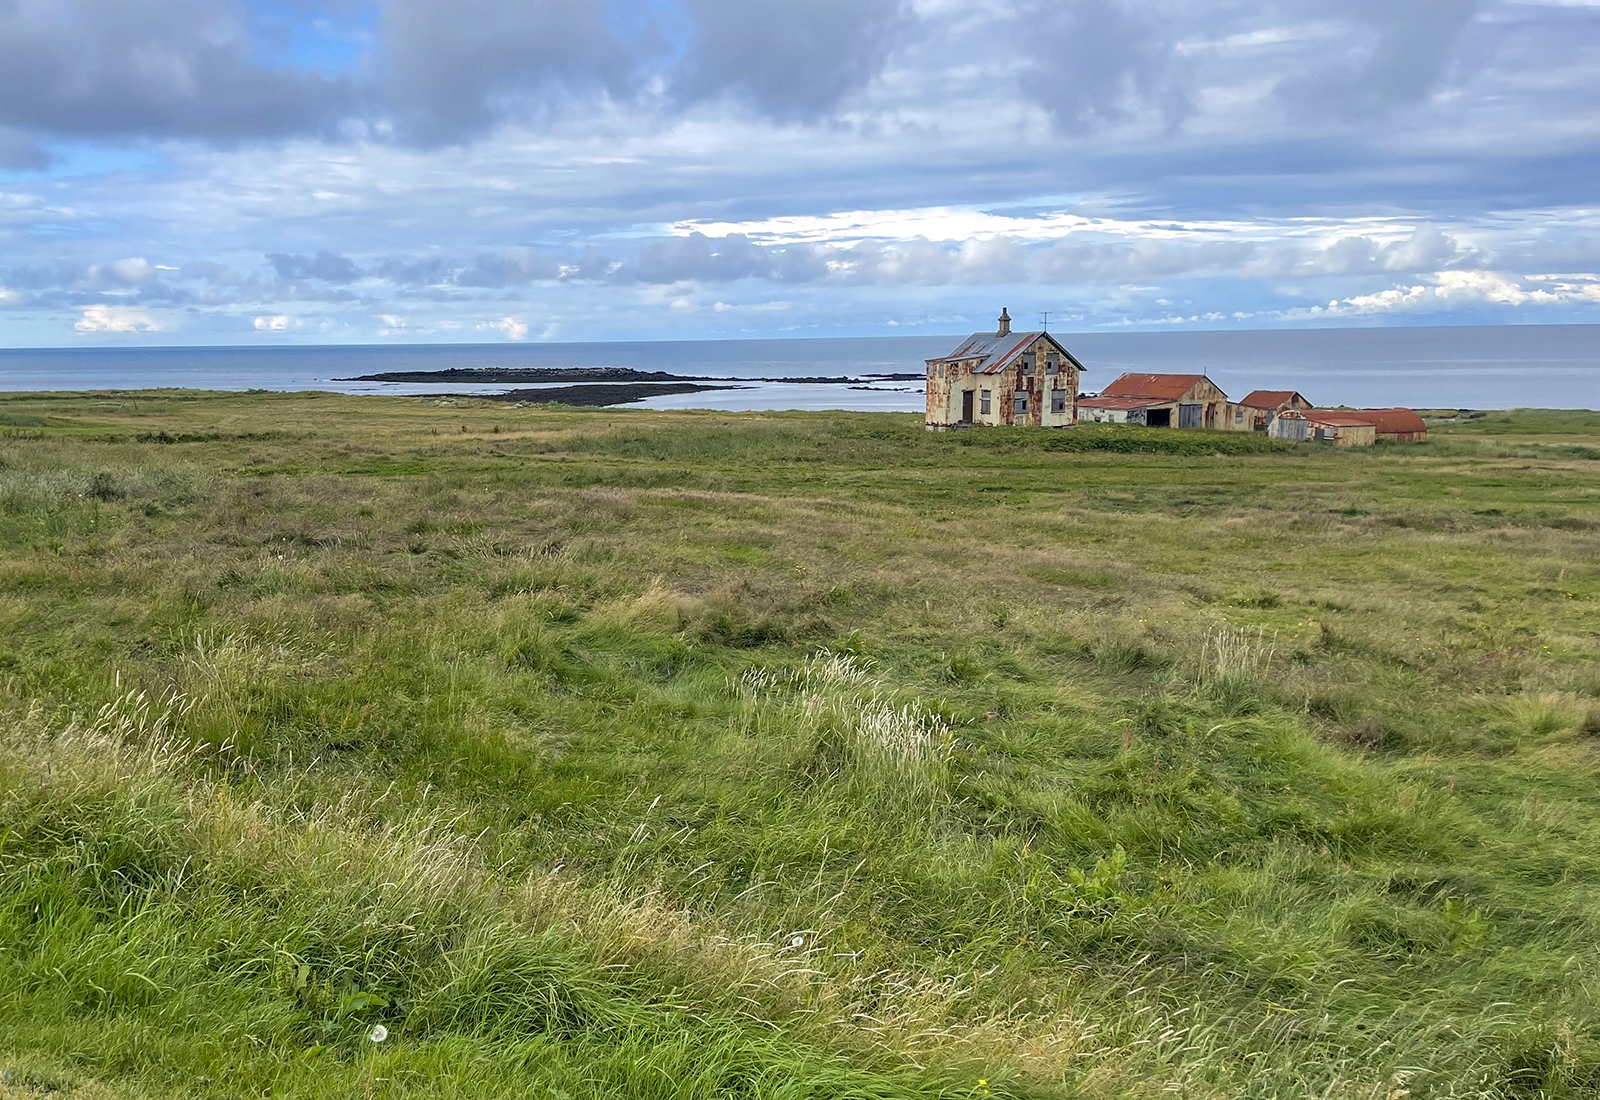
[1302,410,1377,428]
[928,330,1088,375]
[1100,373,1210,400]
[1079,394,1169,410]
[1348,408,1427,434]
[1239,389,1305,409]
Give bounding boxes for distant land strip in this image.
[341,366,924,385]
[478,382,738,406]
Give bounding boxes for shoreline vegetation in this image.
[0,393,1597,1099]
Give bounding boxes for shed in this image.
[1096,372,1232,430]
[1077,394,1172,425]
[1235,389,1312,432]
[1347,408,1428,442]
[1281,410,1378,447]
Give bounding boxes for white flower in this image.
[789,935,805,949]
[368,1024,388,1043]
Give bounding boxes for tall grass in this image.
[0,394,1597,1097]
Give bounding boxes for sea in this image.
[0,324,1595,412]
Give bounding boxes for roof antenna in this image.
[1040,310,1051,332]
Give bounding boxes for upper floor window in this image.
[1046,354,1059,375]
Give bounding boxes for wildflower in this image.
[789,935,805,949]
[368,1024,388,1043]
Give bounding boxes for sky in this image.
[0,0,1598,346]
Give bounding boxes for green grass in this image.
[1,392,1599,1098]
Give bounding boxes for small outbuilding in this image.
[1081,372,1231,430]
[1347,408,1428,442]
[1272,410,1377,446]
[1234,389,1312,432]
[925,308,1085,430]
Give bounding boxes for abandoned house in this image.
[1078,373,1232,429]
[924,308,1085,430]
[1235,389,1312,431]
[1271,410,1378,446]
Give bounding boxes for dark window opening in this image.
[1051,390,1067,414]
[1146,408,1171,428]
[1013,391,1028,415]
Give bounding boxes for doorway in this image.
[1145,408,1171,428]
[961,391,975,423]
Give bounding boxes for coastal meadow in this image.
[1,392,1598,1098]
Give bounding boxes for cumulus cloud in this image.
[1285,269,1600,319]
[74,305,162,332]
[254,314,291,331]
[481,316,530,339]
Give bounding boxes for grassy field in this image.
[0,391,1597,1099]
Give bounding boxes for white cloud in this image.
[0,287,20,307]
[376,313,407,336]
[74,305,162,333]
[254,314,291,331]
[480,315,529,339]
[1278,269,1600,318]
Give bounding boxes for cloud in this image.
[1272,0,1486,115]
[481,316,529,339]
[74,305,162,332]
[671,0,911,120]
[268,251,362,282]
[254,314,291,331]
[377,0,637,143]
[1283,269,1600,318]
[0,0,353,147]
[454,248,561,287]
[1014,0,1192,131]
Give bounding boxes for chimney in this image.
[997,307,1011,336]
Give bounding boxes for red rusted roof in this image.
[1347,408,1428,434]
[1079,394,1170,410]
[1239,389,1306,410]
[1303,410,1377,428]
[1100,373,1211,400]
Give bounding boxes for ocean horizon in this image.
[0,323,1595,412]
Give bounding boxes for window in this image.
[979,389,992,415]
[1046,354,1059,375]
[1014,391,1028,415]
[1234,407,1243,422]
[1021,356,1034,376]
[1051,389,1067,414]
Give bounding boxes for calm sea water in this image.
[0,325,1595,411]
